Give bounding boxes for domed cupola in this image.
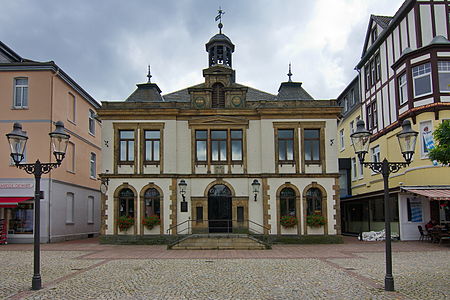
[205,9,235,68]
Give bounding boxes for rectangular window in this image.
[375,54,381,81]
[398,73,408,105]
[88,110,95,135]
[90,152,96,178]
[365,66,370,90]
[370,60,376,85]
[230,130,243,161]
[144,130,160,163]
[119,130,135,162]
[343,96,348,112]
[87,196,94,224]
[237,206,244,222]
[420,120,433,158]
[66,193,74,224]
[339,129,344,150]
[67,93,76,122]
[8,202,34,234]
[438,61,450,92]
[412,63,432,97]
[351,157,357,180]
[358,159,364,179]
[304,129,320,162]
[13,78,28,108]
[211,130,227,162]
[195,130,207,162]
[349,121,355,145]
[350,89,355,106]
[67,142,75,173]
[196,206,203,221]
[371,27,378,43]
[366,101,378,130]
[371,145,380,163]
[278,129,294,162]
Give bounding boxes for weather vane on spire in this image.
[147,65,152,83]
[215,7,225,34]
[287,63,293,82]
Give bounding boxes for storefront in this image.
[0,181,35,243]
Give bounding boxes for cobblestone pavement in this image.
[0,238,449,300]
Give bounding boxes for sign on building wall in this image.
[409,198,423,223]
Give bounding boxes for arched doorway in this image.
[208,184,232,233]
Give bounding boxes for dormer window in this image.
[212,83,225,108]
[371,27,378,43]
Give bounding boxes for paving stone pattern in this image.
[0,239,449,300]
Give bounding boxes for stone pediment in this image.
[188,116,249,127]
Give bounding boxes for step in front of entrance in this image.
[170,234,268,250]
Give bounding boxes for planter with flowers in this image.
[280,215,298,228]
[142,215,161,231]
[306,213,326,227]
[117,216,134,233]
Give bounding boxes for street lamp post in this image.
[350,119,418,291]
[6,121,70,290]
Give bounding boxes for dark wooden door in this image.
[208,185,232,233]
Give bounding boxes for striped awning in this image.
[407,189,450,201]
[0,197,33,208]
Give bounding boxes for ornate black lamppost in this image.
[350,119,418,291]
[6,121,70,290]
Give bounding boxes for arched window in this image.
[306,188,322,216]
[144,188,160,217]
[212,83,225,108]
[280,188,296,217]
[119,188,134,217]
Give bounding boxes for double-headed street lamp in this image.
[350,119,418,291]
[6,121,70,290]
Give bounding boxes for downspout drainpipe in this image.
[48,66,60,242]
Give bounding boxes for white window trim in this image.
[66,192,74,224]
[67,142,76,174]
[412,63,432,98]
[438,61,450,93]
[339,129,345,151]
[67,92,76,124]
[88,109,96,136]
[90,152,96,179]
[358,159,364,179]
[351,157,357,181]
[13,77,29,109]
[87,196,94,224]
[398,73,408,105]
[371,145,380,175]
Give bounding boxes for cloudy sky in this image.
[1,0,405,102]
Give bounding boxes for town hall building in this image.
[98,22,341,242]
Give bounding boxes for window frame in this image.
[210,130,228,162]
[306,188,322,216]
[90,152,96,179]
[339,129,345,151]
[13,77,29,109]
[118,188,135,218]
[351,157,357,181]
[366,101,378,130]
[66,192,74,224]
[118,130,135,164]
[143,129,161,164]
[143,188,161,218]
[277,128,295,164]
[303,128,321,164]
[412,62,432,98]
[194,128,244,165]
[280,188,296,217]
[66,142,75,173]
[438,61,450,93]
[398,72,408,106]
[88,109,96,135]
[67,92,76,124]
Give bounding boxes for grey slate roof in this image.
[125,83,163,102]
[276,82,314,101]
[372,15,392,29]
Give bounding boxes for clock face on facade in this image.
[231,96,242,107]
[194,97,205,108]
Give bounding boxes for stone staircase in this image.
[168,234,270,250]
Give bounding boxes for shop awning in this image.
[0,197,33,208]
[406,189,450,201]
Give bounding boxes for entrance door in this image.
[208,184,232,233]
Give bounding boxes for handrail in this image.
[166,219,270,235]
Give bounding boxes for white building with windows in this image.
[98,25,341,242]
[338,0,450,240]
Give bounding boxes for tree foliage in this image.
[429,120,450,166]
